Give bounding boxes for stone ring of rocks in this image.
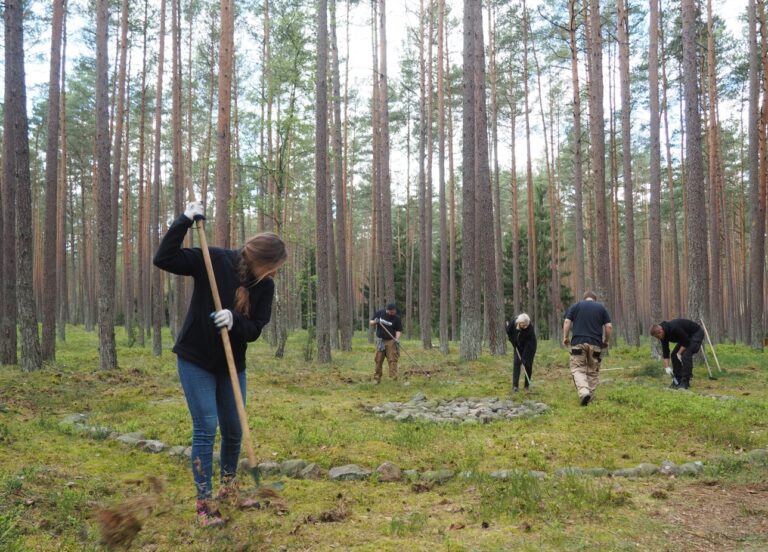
[366,392,550,424]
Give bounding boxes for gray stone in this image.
[116,432,144,446]
[403,469,420,481]
[636,463,658,477]
[659,460,678,476]
[555,467,584,477]
[183,446,192,458]
[328,464,371,481]
[383,410,398,418]
[584,468,609,477]
[375,462,402,482]
[281,459,307,478]
[371,406,386,414]
[61,413,88,426]
[411,392,427,402]
[421,469,454,484]
[529,471,547,480]
[745,449,768,464]
[257,462,282,476]
[489,470,515,480]
[168,446,187,457]
[612,468,641,478]
[677,461,704,476]
[395,412,413,422]
[299,463,325,480]
[141,440,165,453]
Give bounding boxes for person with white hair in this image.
[506,313,537,392]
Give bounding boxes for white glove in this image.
[665,366,673,376]
[184,200,205,221]
[210,309,234,331]
[676,352,683,363]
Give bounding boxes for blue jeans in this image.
[177,357,246,500]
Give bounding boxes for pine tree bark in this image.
[136,0,149,346]
[42,0,66,360]
[618,0,639,345]
[95,0,117,370]
[4,0,42,370]
[438,0,449,353]
[171,0,185,337]
[215,0,234,248]
[523,1,537,321]
[681,0,709,323]
[151,0,167,356]
[418,0,432,349]
[315,0,331,363]
[588,0,611,306]
[649,0,662,341]
[569,0,585,296]
[509,83,521,316]
[57,14,69,341]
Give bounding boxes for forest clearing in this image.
[1,329,767,550]
[1,0,768,548]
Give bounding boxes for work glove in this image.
[184,200,205,221]
[676,352,683,363]
[665,366,673,376]
[210,309,234,331]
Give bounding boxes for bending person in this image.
[506,313,537,392]
[650,319,704,389]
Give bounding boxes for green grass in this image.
[0,326,767,550]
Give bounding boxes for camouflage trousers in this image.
[569,343,602,399]
[374,339,399,382]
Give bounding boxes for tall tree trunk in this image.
[460,0,481,360]
[171,0,185,337]
[446,17,457,341]
[488,3,504,328]
[136,0,149,347]
[618,0,639,345]
[438,0,449,353]
[748,0,765,348]
[569,0,585,296]
[523,1,537,321]
[509,83,521,316]
[95,0,117,370]
[215,0,234,247]
[649,0,662,343]
[42,0,66,360]
[151,0,167,356]
[315,0,331,363]
[57,11,69,341]
[418,0,432,348]
[588,0,611,305]
[331,0,352,351]
[378,0,395,306]
[681,0,709,323]
[4,0,41,370]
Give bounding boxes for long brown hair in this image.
[234,232,287,316]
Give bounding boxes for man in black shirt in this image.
[369,303,403,383]
[650,319,704,389]
[562,291,612,406]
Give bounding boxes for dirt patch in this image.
[649,481,768,551]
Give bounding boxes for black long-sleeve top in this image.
[658,318,702,359]
[153,215,275,374]
[506,322,537,366]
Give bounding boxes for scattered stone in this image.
[116,432,144,446]
[369,395,549,424]
[328,464,371,481]
[489,470,514,480]
[65,481,76,488]
[281,459,307,478]
[141,440,165,453]
[529,471,547,480]
[744,449,768,464]
[61,413,88,426]
[636,463,658,477]
[659,460,678,476]
[403,469,420,481]
[255,461,281,476]
[612,468,641,478]
[421,470,454,485]
[168,446,186,457]
[584,468,609,477]
[555,467,584,477]
[183,446,192,459]
[677,461,704,476]
[300,463,325,480]
[375,462,402,482]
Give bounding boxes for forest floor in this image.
[1,327,767,551]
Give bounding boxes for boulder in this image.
[141,440,165,453]
[257,462,282,476]
[375,462,402,482]
[281,459,307,478]
[421,469,454,485]
[677,461,704,476]
[299,463,325,480]
[329,464,371,481]
[116,432,144,446]
[659,460,678,476]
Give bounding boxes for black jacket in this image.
[153,215,275,374]
[506,322,537,366]
[372,309,403,340]
[658,319,703,359]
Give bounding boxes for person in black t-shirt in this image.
[562,291,613,406]
[369,303,403,383]
[154,200,287,527]
[650,319,704,389]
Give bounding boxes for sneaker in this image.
[580,394,592,407]
[196,499,224,528]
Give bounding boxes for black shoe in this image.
[680,381,690,389]
[669,382,679,389]
[512,386,519,393]
[580,394,592,406]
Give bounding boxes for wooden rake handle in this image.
[187,186,259,484]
